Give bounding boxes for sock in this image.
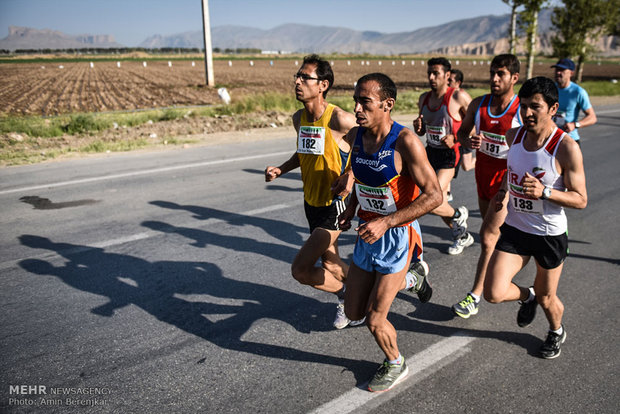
[388,354,403,365]
[551,325,564,336]
[336,286,345,301]
[452,209,461,219]
[469,292,480,303]
[525,287,535,303]
[405,271,417,290]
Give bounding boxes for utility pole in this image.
[201,0,215,87]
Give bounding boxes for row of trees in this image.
[504,0,620,81]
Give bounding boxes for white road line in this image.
[0,203,292,271]
[596,109,620,115]
[0,150,291,195]
[309,333,475,414]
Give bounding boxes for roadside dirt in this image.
[2,96,618,167]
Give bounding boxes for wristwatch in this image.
[541,186,552,200]
[575,121,581,129]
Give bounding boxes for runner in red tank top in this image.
[413,57,474,256]
[452,54,522,319]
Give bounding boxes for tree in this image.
[502,0,523,54]
[518,0,547,79]
[551,0,620,82]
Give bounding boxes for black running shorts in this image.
[304,198,347,233]
[426,146,457,171]
[495,223,568,269]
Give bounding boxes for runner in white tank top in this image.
[484,77,588,360]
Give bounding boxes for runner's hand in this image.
[331,172,354,198]
[355,218,388,245]
[265,166,281,182]
[469,133,482,149]
[338,206,356,231]
[413,115,425,136]
[441,134,455,148]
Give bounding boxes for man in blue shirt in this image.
[551,58,597,144]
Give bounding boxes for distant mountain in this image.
[139,9,559,54]
[0,26,123,50]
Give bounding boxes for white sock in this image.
[405,271,417,289]
[551,325,564,336]
[388,354,403,365]
[469,292,480,303]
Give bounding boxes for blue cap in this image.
[551,58,575,71]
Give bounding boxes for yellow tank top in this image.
[297,104,349,207]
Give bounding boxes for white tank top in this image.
[505,127,567,236]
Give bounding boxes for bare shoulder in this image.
[453,88,472,106]
[557,134,583,167]
[396,126,425,157]
[505,126,520,146]
[330,105,357,135]
[292,109,303,131]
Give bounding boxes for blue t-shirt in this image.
[554,82,592,141]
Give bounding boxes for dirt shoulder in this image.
[2,95,619,167]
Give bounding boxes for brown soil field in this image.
[1,58,619,116]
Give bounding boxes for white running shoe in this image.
[333,301,350,329]
[448,231,474,255]
[451,206,469,229]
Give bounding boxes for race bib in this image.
[553,111,567,129]
[480,130,509,159]
[510,192,543,214]
[297,126,325,155]
[356,184,397,215]
[426,125,446,147]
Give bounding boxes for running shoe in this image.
[333,301,365,329]
[333,301,350,330]
[451,206,469,229]
[539,325,567,359]
[452,293,480,318]
[349,317,366,327]
[407,260,432,303]
[367,358,409,392]
[448,231,474,255]
[517,289,538,327]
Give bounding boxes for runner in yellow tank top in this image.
[298,103,350,207]
[264,55,361,329]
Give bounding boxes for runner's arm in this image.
[525,137,587,209]
[413,93,426,136]
[355,130,442,244]
[457,96,482,149]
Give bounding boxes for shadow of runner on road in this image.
[17,235,376,384]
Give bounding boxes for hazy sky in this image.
[1,0,518,46]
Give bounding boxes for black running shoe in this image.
[517,288,537,327]
[540,326,567,359]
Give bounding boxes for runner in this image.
[339,73,442,392]
[484,76,588,359]
[452,54,522,318]
[551,58,597,145]
[448,68,474,201]
[264,54,361,329]
[413,57,473,255]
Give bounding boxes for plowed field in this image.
[1,58,618,116]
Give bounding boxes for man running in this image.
[485,76,587,359]
[452,54,522,318]
[551,58,597,145]
[339,73,442,392]
[413,57,473,255]
[265,54,361,329]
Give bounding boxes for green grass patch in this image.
[578,80,620,96]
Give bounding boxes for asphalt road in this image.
[1,106,619,413]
